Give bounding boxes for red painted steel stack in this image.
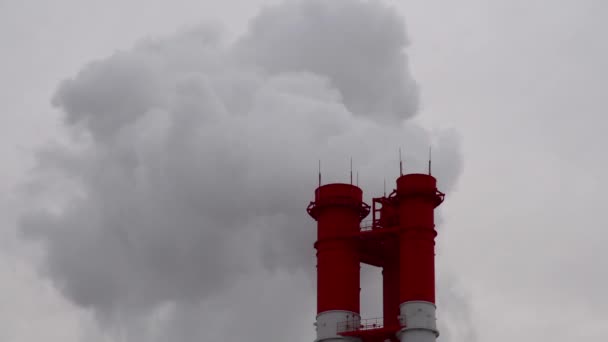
[309,184,369,315]
[307,173,444,342]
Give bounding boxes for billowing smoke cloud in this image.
[19,0,466,341]
[236,0,418,122]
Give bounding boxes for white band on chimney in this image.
[315,310,361,342]
[398,301,439,342]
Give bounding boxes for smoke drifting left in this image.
[18,1,464,341]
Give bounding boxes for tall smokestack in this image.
[307,184,370,341]
[396,174,444,342]
[307,172,444,342]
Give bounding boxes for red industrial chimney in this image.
[395,174,444,342]
[307,172,444,342]
[307,183,370,342]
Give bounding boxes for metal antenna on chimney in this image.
[383,178,386,196]
[350,157,353,185]
[318,160,322,187]
[428,147,432,176]
[399,148,403,176]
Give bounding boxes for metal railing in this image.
[337,317,384,333]
[360,220,374,231]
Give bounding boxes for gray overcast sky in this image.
[1,1,607,341]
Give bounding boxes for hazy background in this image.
[1,0,607,341]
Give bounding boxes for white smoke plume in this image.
[19,0,468,341]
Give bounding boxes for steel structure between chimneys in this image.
[307,173,444,342]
